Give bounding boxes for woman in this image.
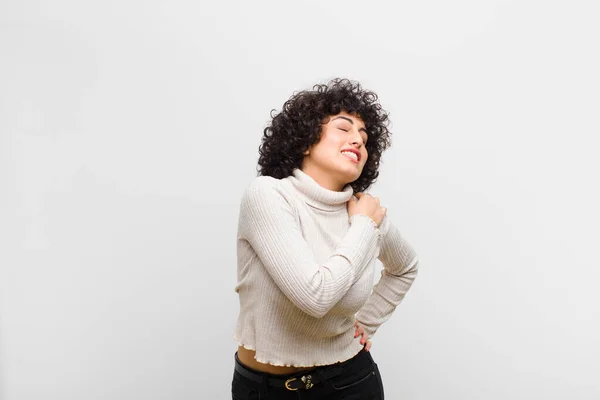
[232,78,419,399]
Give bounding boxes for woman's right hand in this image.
[347,192,387,227]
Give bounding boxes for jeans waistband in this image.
[233,350,365,391]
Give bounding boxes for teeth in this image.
[342,151,358,161]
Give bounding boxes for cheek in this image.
[323,137,343,154]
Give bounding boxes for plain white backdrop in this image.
[1,0,599,399]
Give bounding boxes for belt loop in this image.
[367,350,377,369]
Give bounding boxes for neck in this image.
[300,163,345,192]
[287,168,354,212]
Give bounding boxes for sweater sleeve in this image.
[355,214,419,337]
[238,177,382,318]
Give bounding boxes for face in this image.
[301,111,369,191]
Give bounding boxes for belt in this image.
[234,353,349,391]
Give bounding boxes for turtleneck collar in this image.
[286,168,354,211]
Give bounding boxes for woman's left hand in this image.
[354,321,372,351]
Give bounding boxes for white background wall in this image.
[1,1,599,399]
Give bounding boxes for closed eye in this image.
[338,126,368,144]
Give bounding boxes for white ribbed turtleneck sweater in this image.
[233,168,418,367]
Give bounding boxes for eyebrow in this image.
[332,116,368,134]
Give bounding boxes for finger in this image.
[365,341,372,352]
[355,326,364,338]
[360,331,368,344]
[354,192,363,199]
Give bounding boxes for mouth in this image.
[341,150,360,164]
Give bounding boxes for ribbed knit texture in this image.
[233,168,419,367]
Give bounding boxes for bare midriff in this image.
[237,346,317,375]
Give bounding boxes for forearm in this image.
[356,214,419,336]
[240,178,383,318]
[246,214,382,318]
[355,258,418,336]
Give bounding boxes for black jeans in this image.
[231,348,384,399]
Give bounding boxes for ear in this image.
[303,149,310,156]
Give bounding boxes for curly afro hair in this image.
[257,78,392,193]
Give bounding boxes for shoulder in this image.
[245,175,280,192]
[242,175,281,200]
[238,176,299,233]
[240,175,294,210]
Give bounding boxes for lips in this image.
[341,148,361,162]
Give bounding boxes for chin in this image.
[343,169,362,184]
[330,163,362,185]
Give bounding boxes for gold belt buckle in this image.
[285,378,298,391]
[285,375,314,391]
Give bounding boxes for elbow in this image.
[295,268,342,318]
[308,310,328,319]
[386,256,419,278]
[295,293,336,319]
[409,257,419,274]
[288,266,351,318]
[299,302,331,319]
[404,257,419,280]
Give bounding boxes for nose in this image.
[350,132,364,147]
